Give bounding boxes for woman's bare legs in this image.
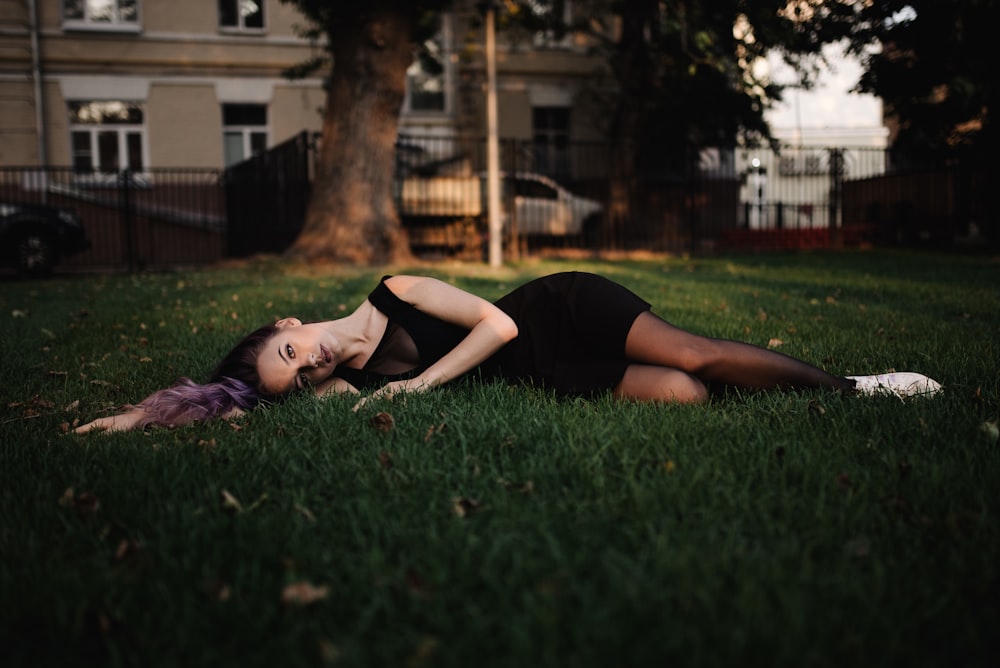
[613,312,854,402]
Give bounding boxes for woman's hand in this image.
[73,408,146,434]
[352,378,428,412]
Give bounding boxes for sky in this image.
[764,43,884,133]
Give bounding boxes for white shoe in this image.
[846,372,943,398]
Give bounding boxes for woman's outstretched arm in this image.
[74,407,149,434]
[353,275,518,409]
[73,405,246,434]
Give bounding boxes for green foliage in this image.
[2,252,999,667]
[278,0,455,78]
[502,0,841,173]
[818,0,998,165]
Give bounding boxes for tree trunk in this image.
[604,0,656,250]
[287,11,414,264]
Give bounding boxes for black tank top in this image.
[331,276,469,390]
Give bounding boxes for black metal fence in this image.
[224,131,313,258]
[3,134,993,273]
[0,166,226,272]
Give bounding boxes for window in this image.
[530,0,574,48]
[69,101,146,174]
[219,0,264,31]
[222,104,268,167]
[406,38,446,113]
[63,0,139,29]
[532,107,570,179]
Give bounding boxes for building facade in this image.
[0,1,610,172]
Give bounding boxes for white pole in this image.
[485,4,503,267]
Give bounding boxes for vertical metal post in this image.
[485,4,503,267]
[120,170,135,272]
[28,0,48,203]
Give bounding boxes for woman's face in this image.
[256,318,341,395]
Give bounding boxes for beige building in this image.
[0,1,610,172]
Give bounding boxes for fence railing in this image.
[3,136,993,273]
[0,167,226,272]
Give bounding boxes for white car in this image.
[501,172,602,237]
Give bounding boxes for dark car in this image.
[0,202,90,275]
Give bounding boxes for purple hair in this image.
[132,324,279,428]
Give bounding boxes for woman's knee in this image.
[615,365,709,404]
[667,373,710,403]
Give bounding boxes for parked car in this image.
[502,172,602,237]
[0,202,89,275]
[398,170,603,237]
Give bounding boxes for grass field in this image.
[2,250,998,667]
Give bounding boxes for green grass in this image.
[2,251,999,668]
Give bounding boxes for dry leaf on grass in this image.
[497,478,535,493]
[369,411,395,433]
[220,489,242,513]
[980,419,999,444]
[377,452,394,470]
[58,488,100,516]
[452,496,483,518]
[424,422,446,442]
[282,581,329,606]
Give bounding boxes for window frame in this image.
[222,103,269,167]
[68,100,149,182]
[61,0,141,33]
[402,19,453,117]
[218,0,267,34]
[532,106,572,179]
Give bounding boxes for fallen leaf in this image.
[282,581,329,606]
[808,399,826,415]
[294,504,317,524]
[979,419,999,444]
[370,411,395,433]
[65,399,80,411]
[767,338,784,348]
[202,579,232,602]
[220,489,242,513]
[59,488,100,516]
[497,477,535,493]
[114,538,142,561]
[452,496,483,518]
[424,422,446,442]
[11,309,26,318]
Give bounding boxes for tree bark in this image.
[604,1,654,249]
[287,11,414,264]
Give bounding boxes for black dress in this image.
[331,272,651,397]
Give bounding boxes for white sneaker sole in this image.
[846,372,943,398]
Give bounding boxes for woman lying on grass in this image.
[75,272,942,433]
